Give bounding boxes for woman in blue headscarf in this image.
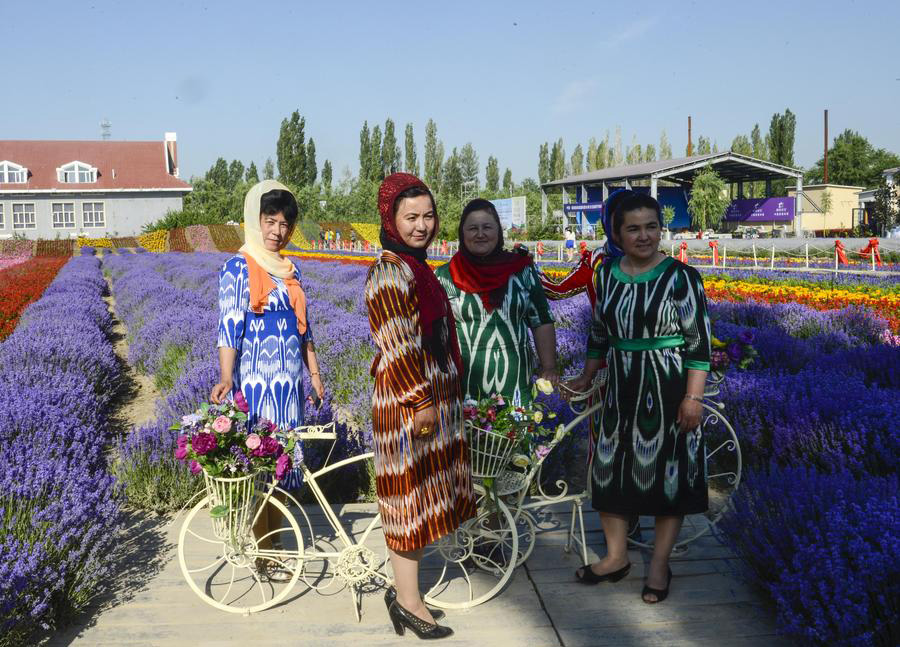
[566,190,711,604]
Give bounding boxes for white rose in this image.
[535,378,554,395]
[511,454,531,468]
[533,411,544,424]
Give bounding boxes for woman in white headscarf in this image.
[210,180,325,576]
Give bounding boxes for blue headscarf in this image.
[600,188,630,262]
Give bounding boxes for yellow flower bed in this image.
[138,230,168,252]
[290,228,309,248]
[350,223,380,243]
[76,236,113,249]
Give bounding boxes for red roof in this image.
[0,140,192,191]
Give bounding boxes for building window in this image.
[0,161,28,183]
[82,202,105,228]
[57,161,97,183]
[12,203,36,229]
[52,202,76,229]
[0,204,4,229]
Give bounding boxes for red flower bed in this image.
[167,228,193,252]
[35,239,75,257]
[0,257,69,339]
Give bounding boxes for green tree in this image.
[820,189,833,236]
[306,138,317,186]
[359,121,371,181]
[695,136,712,155]
[613,127,624,166]
[382,119,400,176]
[459,143,479,190]
[424,119,441,188]
[570,144,584,175]
[871,177,900,235]
[626,135,642,164]
[404,123,419,175]
[502,168,513,193]
[245,162,259,183]
[206,157,229,186]
[538,142,551,184]
[321,160,333,192]
[662,205,676,230]
[442,148,463,197]
[485,155,499,191]
[586,138,598,171]
[369,124,383,181]
[687,168,729,231]
[227,160,244,189]
[805,129,900,188]
[645,143,657,162]
[550,138,565,180]
[731,134,752,156]
[263,157,274,180]
[751,124,768,159]
[276,110,306,185]
[767,109,796,168]
[596,133,610,168]
[659,130,672,160]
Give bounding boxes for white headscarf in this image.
[239,180,297,279]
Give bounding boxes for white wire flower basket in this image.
[466,422,517,479]
[202,470,271,544]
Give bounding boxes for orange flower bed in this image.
[0,256,69,339]
[208,224,243,253]
[35,239,75,257]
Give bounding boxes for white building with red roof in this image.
[0,133,191,239]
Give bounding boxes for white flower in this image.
[533,411,544,424]
[511,454,531,468]
[535,378,554,395]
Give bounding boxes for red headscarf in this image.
[378,173,462,374]
[448,198,532,312]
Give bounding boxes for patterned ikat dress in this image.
[365,252,476,552]
[588,256,711,516]
[435,264,554,407]
[217,255,311,489]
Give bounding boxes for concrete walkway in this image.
[47,503,789,647]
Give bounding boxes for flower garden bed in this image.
[0,256,69,340]
[207,224,242,252]
[167,227,193,253]
[34,239,75,257]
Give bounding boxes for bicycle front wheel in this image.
[178,493,303,614]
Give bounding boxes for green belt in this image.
[609,334,685,351]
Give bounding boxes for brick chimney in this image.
[165,132,178,177]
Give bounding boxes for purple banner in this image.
[725,198,794,222]
[564,202,604,214]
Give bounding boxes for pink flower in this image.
[212,415,232,433]
[189,460,201,475]
[245,433,261,450]
[496,396,505,406]
[253,435,282,457]
[191,432,218,455]
[275,453,292,480]
[535,445,551,460]
[233,390,250,413]
[176,435,188,449]
[174,446,188,461]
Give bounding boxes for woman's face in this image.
[259,211,293,252]
[616,207,661,261]
[394,194,436,248]
[462,210,499,257]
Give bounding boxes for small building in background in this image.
[0,133,191,239]
[857,167,899,234]
[787,184,865,236]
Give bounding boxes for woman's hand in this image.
[310,373,325,402]
[539,367,559,389]
[561,373,590,400]
[210,379,233,405]
[412,405,438,439]
[676,397,703,433]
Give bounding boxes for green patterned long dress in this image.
[435,264,554,407]
[588,256,711,516]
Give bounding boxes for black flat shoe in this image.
[641,567,673,604]
[389,600,453,640]
[575,561,631,585]
[384,586,444,621]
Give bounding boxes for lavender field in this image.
[1,252,898,646]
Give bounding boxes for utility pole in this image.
[824,109,829,184]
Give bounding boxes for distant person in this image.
[565,228,576,261]
[350,229,357,249]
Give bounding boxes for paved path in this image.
[47,502,789,647]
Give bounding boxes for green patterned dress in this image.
[588,256,711,516]
[435,264,554,407]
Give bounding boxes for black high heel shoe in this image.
[641,567,673,604]
[384,587,444,621]
[389,600,453,640]
[575,561,631,585]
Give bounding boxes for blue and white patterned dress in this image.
[217,254,312,488]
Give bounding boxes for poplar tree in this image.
[586,138,598,171]
[245,162,259,183]
[485,156,499,191]
[460,143,479,190]
[263,157,274,180]
[550,138,565,180]
[570,144,584,175]
[443,148,463,197]
[502,168,513,192]
[306,138,317,186]
[359,121,371,181]
[382,119,400,175]
[321,160,333,191]
[424,119,442,188]
[404,123,419,175]
[538,143,551,184]
[659,130,672,160]
[369,125,383,181]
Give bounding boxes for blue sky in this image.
[4,0,899,184]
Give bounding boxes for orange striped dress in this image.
[365,251,476,552]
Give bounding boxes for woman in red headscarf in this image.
[365,173,476,640]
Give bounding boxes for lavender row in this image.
[0,256,121,646]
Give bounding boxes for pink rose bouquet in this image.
[171,393,293,479]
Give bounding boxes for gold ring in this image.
[420,426,431,435]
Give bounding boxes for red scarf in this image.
[378,173,462,374]
[448,251,532,312]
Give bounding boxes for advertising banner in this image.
[724,198,794,222]
[490,196,527,229]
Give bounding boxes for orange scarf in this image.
[242,253,308,334]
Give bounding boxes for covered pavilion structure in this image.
[541,152,804,232]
